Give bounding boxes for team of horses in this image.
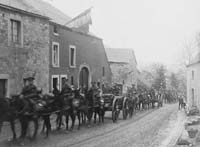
[0,88,177,143]
[0,88,107,141]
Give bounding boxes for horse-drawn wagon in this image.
[102,84,129,123]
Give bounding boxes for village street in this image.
[0,104,185,147]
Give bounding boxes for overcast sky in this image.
[44,0,200,67]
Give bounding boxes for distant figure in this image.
[178,96,184,110]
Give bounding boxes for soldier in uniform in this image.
[20,72,39,114]
[52,85,60,96]
[87,82,97,106]
[60,78,72,98]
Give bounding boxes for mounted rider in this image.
[60,77,73,106]
[61,78,72,97]
[20,72,41,114]
[87,82,98,106]
[52,84,60,96]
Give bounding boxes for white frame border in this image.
[51,75,60,91]
[52,42,60,67]
[69,45,76,68]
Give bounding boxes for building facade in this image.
[187,61,200,110]
[49,22,112,91]
[0,0,112,97]
[0,4,50,97]
[105,48,138,93]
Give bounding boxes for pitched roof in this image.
[187,52,200,67]
[0,0,71,25]
[66,7,92,27]
[105,48,137,64]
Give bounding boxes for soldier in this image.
[87,82,97,105]
[20,72,39,114]
[60,78,72,97]
[52,85,60,96]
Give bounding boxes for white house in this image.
[187,53,200,110]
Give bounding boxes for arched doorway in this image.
[79,67,89,90]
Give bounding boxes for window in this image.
[52,42,59,67]
[69,45,76,67]
[11,19,21,43]
[53,25,58,35]
[51,75,60,91]
[0,79,8,98]
[102,67,105,77]
[192,70,194,80]
[60,75,67,90]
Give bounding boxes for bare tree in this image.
[182,33,200,66]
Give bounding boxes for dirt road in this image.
[0,104,183,147]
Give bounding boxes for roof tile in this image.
[105,48,137,64]
[0,0,71,25]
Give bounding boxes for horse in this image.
[56,92,75,131]
[71,89,88,130]
[0,97,18,140]
[85,89,94,127]
[143,93,149,110]
[0,95,39,141]
[12,95,39,140]
[56,89,90,131]
[126,96,136,118]
[93,94,105,124]
[143,93,152,110]
[40,93,63,138]
[85,88,105,125]
[138,93,144,110]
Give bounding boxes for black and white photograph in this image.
[0,0,199,146]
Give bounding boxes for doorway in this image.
[0,79,7,98]
[79,67,89,90]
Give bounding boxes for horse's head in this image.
[73,88,81,98]
[99,97,105,108]
[10,95,24,110]
[72,98,80,108]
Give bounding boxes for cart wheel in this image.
[112,97,119,123]
[122,97,129,120]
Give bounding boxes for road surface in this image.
[0,104,184,147]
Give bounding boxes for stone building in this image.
[105,48,138,93]
[186,52,200,110]
[0,0,112,97]
[0,1,51,97]
[50,15,112,91]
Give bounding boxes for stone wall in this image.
[0,7,49,95]
[110,61,138,93]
